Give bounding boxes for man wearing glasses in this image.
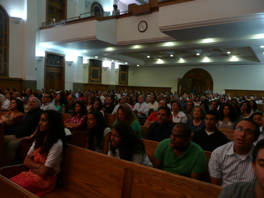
[209,119,260,187]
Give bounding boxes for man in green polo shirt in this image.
[154,123,206,180]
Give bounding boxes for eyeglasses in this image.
[235,127,254,135]
[27,101,36,104]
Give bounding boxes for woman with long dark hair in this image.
[10,110,65,196]
[64,101,87,132]
[0,99,24,135]
[216,103,238,129]
[108,122,152,166]
[102,95,115,114]
[87,110,111,154]
[90,98,104,116]
[250,100,258,112]
[54,92,67,113]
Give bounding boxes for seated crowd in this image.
[1,87,264,197]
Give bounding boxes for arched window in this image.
[90,2,104,17]
[0,5,9,77]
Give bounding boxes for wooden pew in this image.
[218,128,234,141]
[105,113,116,127]
[141,126,149,139]
[62,113,72,122]
[1,144,222,197]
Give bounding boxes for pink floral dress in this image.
[10,148,57,196]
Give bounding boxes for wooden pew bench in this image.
[105,113,116,127]
[1,144,223,198]
[218,128,234,141]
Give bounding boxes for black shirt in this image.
[15,108,43,138]
[103,105,115,114]
[192,127,229,152]
[147,120,175,142]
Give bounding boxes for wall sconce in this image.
[36,56,44,62]
[103,67,108,71]
[11,17,22,24]
[66,61,73,66]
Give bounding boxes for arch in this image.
[90,2,104,17]
[0,5,9,78]
[180,68,213,95]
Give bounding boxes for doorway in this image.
[44,52,65,91]
[178,68,213,95]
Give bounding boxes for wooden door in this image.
[177,78,192,96]
[46,0,67,23]
[183,69,213,95]
[45,53,65,91]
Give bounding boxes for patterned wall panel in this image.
[0,5,9,77]
[119,65,128,85]
[89,59,102,84]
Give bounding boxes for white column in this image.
[75,56,84,83]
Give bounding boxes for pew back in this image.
[105,113,116,127]
[218,128,234,141]
[46,144,222,198]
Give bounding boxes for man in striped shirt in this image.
[209,118,260,187]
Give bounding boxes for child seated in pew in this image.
[87,110,111,154]
[10,110,65,196]
[108,122,153,167]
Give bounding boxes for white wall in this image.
[128,64,264,93]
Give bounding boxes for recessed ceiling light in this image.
[260,46,264,48]
[137,65,139,67]
[147,56,150,58]
[196,53,200,56]
[125,62,128,64]
[170,55,173,57]
[95,56,98,58]
[227,51,231,54]
[112,60,114,62]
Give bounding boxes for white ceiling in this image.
[45,13,264,67]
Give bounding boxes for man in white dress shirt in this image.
[134,95,150,119]
[148,95,158,112]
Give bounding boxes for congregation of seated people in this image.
[1,87,264,196]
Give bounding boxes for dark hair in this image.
[113,4,117,8]
[174,123,192,138]
[252,139,264,164]
[10,99,24,113]
[87,110,109,150]
[232,103,241,117]
[250,100,258,112]
[200,102,209,112]
[206,110,219,121]
[231,98,238,104]
[249,112,263,120]
[56,92,68,112]
[171,100,181,108]
[240,101,251,114]
[158,106,171,117]
[73,101,88,117]
[110,122,145,161]
[219,103,238,123]
[34,110,65,154]
[234,118,260,138]
[91,98,103,111]
[45,91,53,101]
[187,101,194,108]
